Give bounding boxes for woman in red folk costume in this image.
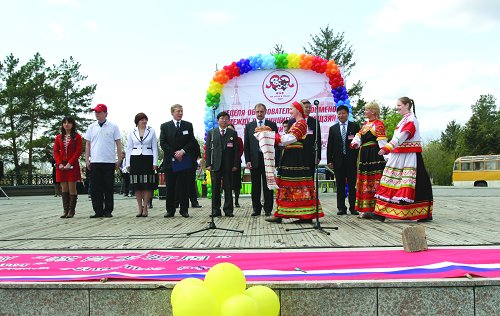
[373,97,433,222]
[266,100,323,224]
[53,116,83,218]
[350,101,387,218]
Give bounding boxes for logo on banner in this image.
[262,70,298,104]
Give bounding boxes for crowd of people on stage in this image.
[53,96,433,223]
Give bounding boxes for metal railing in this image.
[0,174,121,186]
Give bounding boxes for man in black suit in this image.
[244,103,278,216]
[159,104,197,218]
[288,99,321,177]
[206,111,239,217]
[326,105,360,215]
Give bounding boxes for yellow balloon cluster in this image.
[171,263,280,316]
[286,53,301,69]
[207,80,224,96]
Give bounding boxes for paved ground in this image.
[0,187,499,250]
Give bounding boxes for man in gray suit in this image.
[206,111,239,217]
[244,103,278,216]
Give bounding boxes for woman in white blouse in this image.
[126,113,158,217]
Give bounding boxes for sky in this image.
[1,0,500,142]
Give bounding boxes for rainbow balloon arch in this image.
[204,52,351,134]
[202,53,352,197]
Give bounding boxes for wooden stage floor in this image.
[0,187,499,251]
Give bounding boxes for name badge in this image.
[307,129,313,135]
[182,130,188,135]
[348,135,354,140]
[227,143,234,148]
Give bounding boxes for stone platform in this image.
[0,187,499,315]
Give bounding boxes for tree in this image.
[380,107,400,140]
[270,44,285,55]
[440,120,463,158]
[303,25,363,100]
[461,94,499,155]
[15,53,54,183]
[0,54,25,183]
[422,140,455,185]
[47,57,96,135]
[0,53,97,183]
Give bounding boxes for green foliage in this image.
[303,25,363,100]
[0,53,96,183]
[440,120,463,158]
[381,107,400,140]
[351,97,366,126]
[422,140,455,185]
[270,44,285,55]
[304,25,356,75]
[461,94,500,155]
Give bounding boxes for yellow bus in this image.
[452,155,500,187]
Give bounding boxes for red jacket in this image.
[53,133,83,167]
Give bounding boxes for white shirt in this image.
[84,120,121,163]
[125,126,158,168]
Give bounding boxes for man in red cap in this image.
[84,104,122,218]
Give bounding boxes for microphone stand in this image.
[286,100,338,235]
[187,107,243,235]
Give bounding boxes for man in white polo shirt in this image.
[84,104,122,218]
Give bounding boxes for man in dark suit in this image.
[326,105,360,215]
[206,111,239,217]
[288,99,321,177]
[244,103,278,216]
[159,104,197,218]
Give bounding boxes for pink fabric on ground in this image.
[0,248,499,282]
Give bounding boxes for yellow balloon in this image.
[220,294,258,316]
[171,277,204,305]
[204,262,246,304]
[245,286,280,316]
[172,284,218,316]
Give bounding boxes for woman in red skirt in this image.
[53,117,83,218]
[350,102,387,218]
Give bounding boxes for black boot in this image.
[60,192,70,218]
[67,195,78,218]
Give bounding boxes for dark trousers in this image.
[90,163,116,215]
[189,167,199,206]
[120,173,130,194]
[211,169,233,215]
[333,156,357,212]
[250,154,274,214]
[166,168,190,215]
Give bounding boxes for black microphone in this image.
[313,100,319,106]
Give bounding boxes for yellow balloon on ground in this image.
[220,294,258,316]
[171,277,204,305]
[245,285,280,316]
[172,284,218,316]
[204,262,247,303]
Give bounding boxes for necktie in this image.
[176,121,180,129]
[341,123,347,154]
[221,129,225,136]
[258,120,263,126]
